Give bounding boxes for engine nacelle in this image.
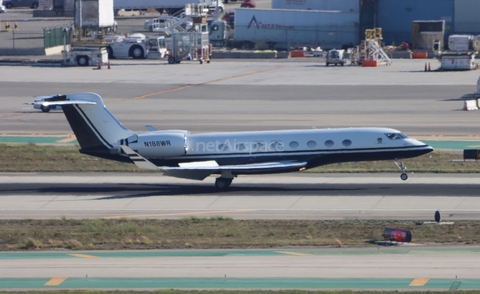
[121,132,187,158]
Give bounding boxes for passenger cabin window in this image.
[270,141,284,151]
[217,144,229,151]
[385,133,407,140]
[289,141,299,149]
[252,142,266,152]
[324,140,334,147]
[211,24,219,31]
[307,140,317,148]
[236,143,246,151]
[342,139,352,147]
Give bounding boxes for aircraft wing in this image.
[120,145,307,180]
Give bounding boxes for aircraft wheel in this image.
[326,62,329,66]
[168,57,176,64]
[215,178,232,189]
[400,173,408,181]
[40,105,50,113]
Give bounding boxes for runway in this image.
[1,247,480,290]
[1,173,479,220]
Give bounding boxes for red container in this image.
[412,51,428,59]
[383,228,412,242]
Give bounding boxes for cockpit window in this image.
[385,133,408,140]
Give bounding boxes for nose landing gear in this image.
[394,159,408,181]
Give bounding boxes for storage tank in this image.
[234,8,359,50]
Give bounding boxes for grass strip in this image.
[1,218,479,251]
[0,144,476,173]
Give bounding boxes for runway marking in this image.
[69,254,98,259]
[44,277,67,286]
[56,135,77,143]
[112,66,285,102]
[102,209,249,219]
[277,251,312,256]
[409,278,429,286]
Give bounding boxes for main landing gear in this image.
[394,159,408,181]
[215,177,232,189]
[215,172,235,189]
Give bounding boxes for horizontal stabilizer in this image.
[120,145,159,170]
[42,100,97,107]
[145,125,157,132]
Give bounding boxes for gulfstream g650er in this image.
[41,92,433,189]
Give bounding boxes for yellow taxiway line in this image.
[44,277,67,286]
[409,278,430,286]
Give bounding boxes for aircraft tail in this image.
[42,93,134,158]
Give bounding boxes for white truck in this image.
[105,33,167,59]
[326,49,346,66]
[208,8,359,50]
[114,0,224,15]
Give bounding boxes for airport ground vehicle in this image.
[27,97,63,112]
[3,0,38,9]
[104,34,167,59]
[208,8,358,49]
[114,0,224,15]
[64,46,108,67]
[326,49,346,66]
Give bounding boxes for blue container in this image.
[376,0,454,46]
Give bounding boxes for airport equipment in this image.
[113,0,224,15]
[63,45,108,66]
[383,228,412,243]
[326,49,346,66]
[436,34,479,71]
[74,0,116,32]
[166,5,211,64]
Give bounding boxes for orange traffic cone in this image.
[428,62,431,71]
[424,62,427,72]
[97,60,102,70]
[107,60,111,69]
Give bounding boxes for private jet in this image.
[41,92,434,189]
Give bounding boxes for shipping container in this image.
[376,0,454,47]
[454,0,480,35]
[271,0,360,13]
[234,8,359,50]
[74,0,115,28]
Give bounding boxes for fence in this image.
[44,25,73,49]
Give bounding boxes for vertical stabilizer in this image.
[48,93,134,154]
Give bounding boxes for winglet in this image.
[120,145,159,170]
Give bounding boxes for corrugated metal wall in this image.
[376,0,454,46]
[271,0,360,13]
[454,0,480,35]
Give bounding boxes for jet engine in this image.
[118,132,187,158]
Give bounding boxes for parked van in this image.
[3,0,39,9]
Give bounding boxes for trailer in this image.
[74,0,116,31]
[209,8,359,50]
[113,0,224,15]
